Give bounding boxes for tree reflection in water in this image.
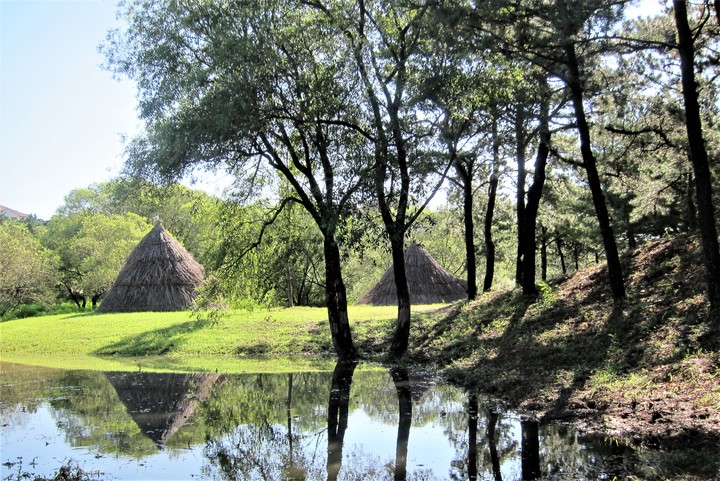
[390,367,412,481]
[0,363,669,480]
[326,361,357,481]
[486,408,503,481]
[468,394,478,481]
[521,420,540,480]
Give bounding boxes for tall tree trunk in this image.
[457,163,478,300]
[324,236,357,360]
[522,92,550,296]
[484,117,500,292]
[515,104,527,286]
[564,42,626,301]
[673,0,720,310]
[389,234,411,358]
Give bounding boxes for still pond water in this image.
[1,361,632,480]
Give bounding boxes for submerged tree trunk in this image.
[521,91,550,296]
[565,42,626,301]
[324,236,357,360]
[484,118,500,292]
[673,0,720,310]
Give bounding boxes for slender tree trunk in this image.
[573,244,580,271]
[286,264,294,308]
[324,236,357,360]
[540,226,548,282]
[625,203,638,249]
[457,164,478,300]
[673,0,720,310]
[484,118,500,292]
[515,104,527,286]
[389,234,411,358]
[564,42,626,301]
[555,237,567,275]
[64,284,83,310]
[522,92,550,296]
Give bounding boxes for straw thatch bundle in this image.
[98,222,204,312]
[356,242,467,305]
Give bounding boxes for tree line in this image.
[2,0,718,361]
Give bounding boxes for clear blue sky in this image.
[1,0,139,220]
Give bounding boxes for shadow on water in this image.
[1,360,716,480]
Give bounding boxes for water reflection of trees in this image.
[1,362,650,480]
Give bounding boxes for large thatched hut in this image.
[98,222,204,312]
[356,242,467,306]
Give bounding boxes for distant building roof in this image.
[0,205,29,219]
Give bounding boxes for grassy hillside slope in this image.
[406,233,719,478]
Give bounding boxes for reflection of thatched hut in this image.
[356,242,467,305]
[98,222,204,312]
[106,372,221,448]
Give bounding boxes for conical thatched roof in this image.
[98,222,204,312]
[356,242,467,306]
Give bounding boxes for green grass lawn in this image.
[0,304,441,372]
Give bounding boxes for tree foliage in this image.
[0,220,58,316]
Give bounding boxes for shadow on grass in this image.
[94,319,212,356]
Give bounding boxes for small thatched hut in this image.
[356,242,467,306]
[98,222,204,312]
